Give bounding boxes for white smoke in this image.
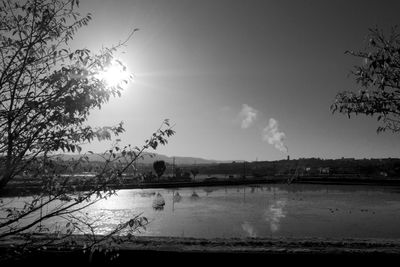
[262,118,288,153]
[238,104,258,129]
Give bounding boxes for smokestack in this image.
[287,155,290,161]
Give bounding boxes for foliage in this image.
[331,27,400,133]
[0,0,138,189]
[0,0,175,261]
[174,167,182,178]
[152,160,166,180]
[190,168,199,180]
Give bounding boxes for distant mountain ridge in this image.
[55,152,235,165]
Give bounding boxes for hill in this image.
[54,152,234,165]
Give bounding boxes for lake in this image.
[3,183,400,239]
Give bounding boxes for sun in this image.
[97,62,130,87]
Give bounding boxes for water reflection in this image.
[203,188,215,196]
[152,192,165,211]
[264,199,287,233]
[4,184,400,239]
[241,221,257,237]
[173,192,182,203]
[172,191,182,212]
[190,191,200,201]
[153,206,164,211]
[139,192,156,198]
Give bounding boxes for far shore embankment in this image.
[2,176,400,197]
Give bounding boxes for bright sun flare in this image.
[97,63,129,87]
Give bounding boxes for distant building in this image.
[319,167,330,174]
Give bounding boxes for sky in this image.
[73,0,400,161]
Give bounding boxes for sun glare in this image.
[97,62,130,87]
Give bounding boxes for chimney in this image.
[287,155,290,161]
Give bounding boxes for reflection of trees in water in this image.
[203,187,216,195]
[153,205,164,211]
[262,186,274,193]
[173,192,182,203]
[171,191,182,212]
[190,191,200,201]
[152,192,165,211]
[264,199,287,233]
[273,183,377,194]
[139,191,156,198]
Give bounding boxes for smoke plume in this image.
[262,118,288,153]
[239,104,258,129]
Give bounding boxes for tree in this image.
[0,0,175,261]
[190,168,199,181]
[153,160,166,181]
[332,27,400,133]
[0,0,133,189]
[174,167,182,178]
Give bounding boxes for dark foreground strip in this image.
[2,249,400,266]
[1,235,400,265]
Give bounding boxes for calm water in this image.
[4,184,400,239]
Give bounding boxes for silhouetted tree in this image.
[190,168,199,181]
[0,0,135,189]
[0,0,175,261]
[175,167,182,178]
[153,160,166,181]
[332,27,400,133]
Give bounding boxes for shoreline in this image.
[2,176,400,196]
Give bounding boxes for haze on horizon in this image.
[74,0,400,162]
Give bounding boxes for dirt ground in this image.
[2,234,400,264]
